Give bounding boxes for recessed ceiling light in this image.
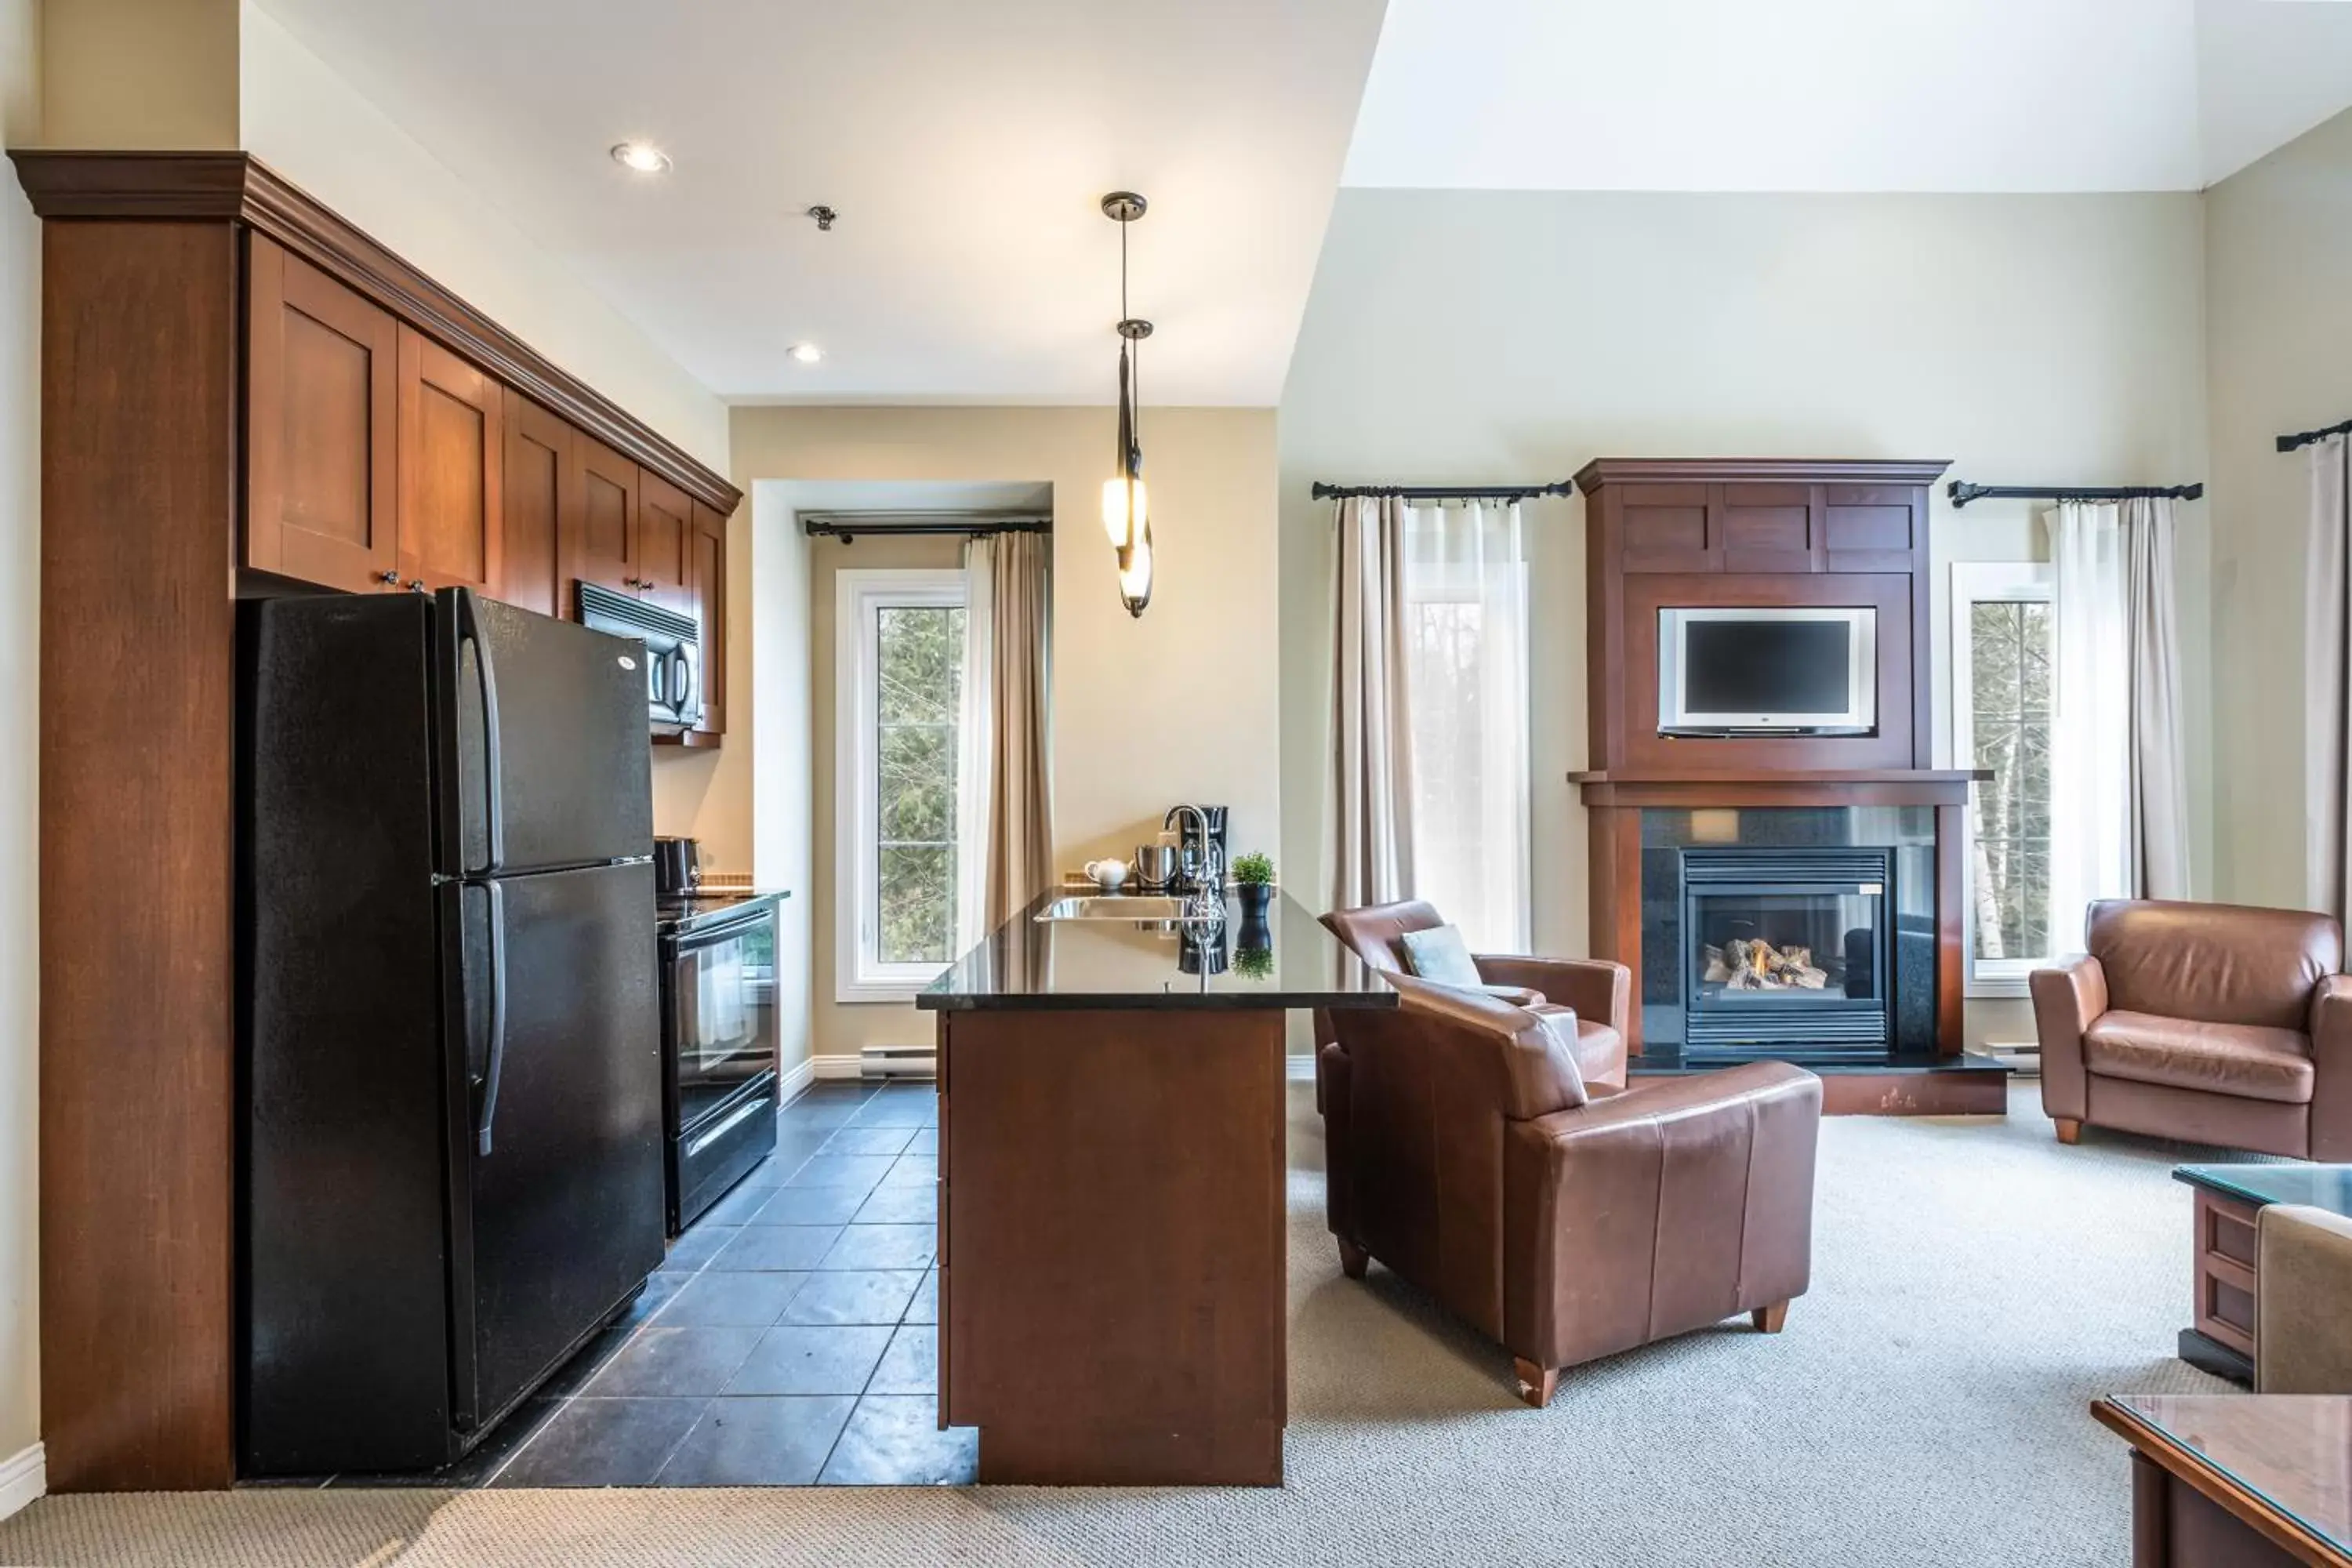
[787,343,825,365]
[610,142,671,174]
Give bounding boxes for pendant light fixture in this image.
[1101,191,1153,617]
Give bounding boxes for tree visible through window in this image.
[1967,597,2053,967]
[874,604,964,966]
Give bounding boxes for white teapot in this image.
[1084,858,1131,893]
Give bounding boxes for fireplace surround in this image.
[1568,458,1998,1111]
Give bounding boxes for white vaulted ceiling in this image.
[1341,0,2352,193]
[252,0,1387,405]
[252,0,2352,407]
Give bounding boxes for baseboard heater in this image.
[860,1044,936,1080]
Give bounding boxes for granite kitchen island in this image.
[915,889,1396,1486]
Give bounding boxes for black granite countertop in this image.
[915,889,1401,1011]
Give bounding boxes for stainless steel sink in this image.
[1033,895,1193,922]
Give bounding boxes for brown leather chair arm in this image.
[1475,955,1631,1036]
[2256,1205,2352,1392]
[2309,974,2352,1161]
[2031,954,2107,1124]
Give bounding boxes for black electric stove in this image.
[655,891,788,1233]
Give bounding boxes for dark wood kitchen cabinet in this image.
[567,433,640,597]
[637,468,693,612]
[9,149,744,1491]
[245,234,401,593]
[499,391,570,619]
[396,325,503,596]
[689,500,728,737]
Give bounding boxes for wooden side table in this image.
[2093,1395,2352,1568]
[2173,1167,2352,1387]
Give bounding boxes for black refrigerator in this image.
[239,587,666,1477]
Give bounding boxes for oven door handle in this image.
[475,880,509,1157]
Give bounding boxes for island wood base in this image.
[937,1007,1288,1486]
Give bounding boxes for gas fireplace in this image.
[1680,848,1894,1057]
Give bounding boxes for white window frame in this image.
[1951,561,2056,999]
[835,568,967,1004]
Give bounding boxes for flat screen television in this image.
[1657,607,1876,736]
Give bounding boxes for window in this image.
[837,569,967,1000]
[1952,562,2056,996]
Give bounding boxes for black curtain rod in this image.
[2279,418,2352,454]
[1311,480,1577,503]
[1947,481,2203,510]
[800,511,1052,543]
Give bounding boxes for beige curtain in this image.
[2307,436,2352,920]
[1329,495,1416,913]
[2122,495,2190,900]
[959,532,1054,934]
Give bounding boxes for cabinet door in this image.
[246,235,401,593]
[636,470,692,611]
[499,392,571,618]
[566,434,638,597]
[397,327,503,596]
[688,501,728,737]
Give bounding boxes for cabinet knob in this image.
[405,579,427,593]
[376,569,401,586]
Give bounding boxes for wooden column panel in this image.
[396,326,503,596]
[42,220,241,1490]
[499,392,572,619]
[689,501,728,737]
[245,234,399,593]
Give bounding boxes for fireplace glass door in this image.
[1681,848,1894,1054]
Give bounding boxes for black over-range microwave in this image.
[577,581,702,733]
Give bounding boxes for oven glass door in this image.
[670,909,778,1126]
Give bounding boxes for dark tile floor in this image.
[348,1079,973,1490]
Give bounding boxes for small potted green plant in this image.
[1233,942,1275,982]
[1231,851,1276,922]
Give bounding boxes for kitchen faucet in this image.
[1165,803,1225,925]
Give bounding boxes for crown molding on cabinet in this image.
[9,149,741,517]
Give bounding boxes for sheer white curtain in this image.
[2045,498,2190,953]
[2306,435,2352,920]
[1400,500,1531,952]
[954,536,997,950]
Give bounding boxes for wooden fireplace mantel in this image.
[1568,770,1990,808]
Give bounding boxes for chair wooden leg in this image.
[1751,1300,1790,1334]
[2054,1118,2082,1145]
[1512,1358,1559,1409]
[1336,1237,1370,1279]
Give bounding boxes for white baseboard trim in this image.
[0,1442,45,1523]
[1287,1054,1316,1082]
[811,1053,867,1081]
[776,1055,818,1105]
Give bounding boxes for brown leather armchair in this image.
[2033,898,2351,1159]
[1321,974,1821,1406]
[1321,899,1630,1091]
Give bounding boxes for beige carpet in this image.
[0,1081,2238,1567]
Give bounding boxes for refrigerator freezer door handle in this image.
[456,589,506,873]
[476,880,508,1157]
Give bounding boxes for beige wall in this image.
[2205,106,2352,911]
[692,408,1278,1071]
[1,0,38,1498]
[37,0,235,147]
[236,2,727,468]
[1279,189,2211,1048]
[808,532,963,1061]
